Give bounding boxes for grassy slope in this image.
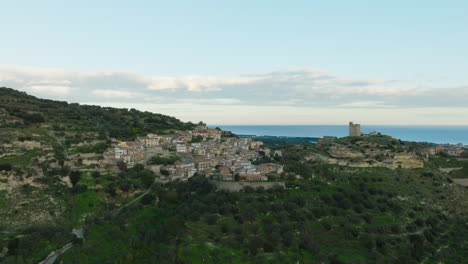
[449,167,468,179]
[61,160,468,263]
[1,88,467,263]
[0,88,196,263]
[0,87,194,141]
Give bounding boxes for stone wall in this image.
[210,180,285,192]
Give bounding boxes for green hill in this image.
[0,88,196,263]
[0,87,194,140]
[0,88,467,264]
[50,146,467,264]
[58,145,468,264]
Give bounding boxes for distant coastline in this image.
[237,134,318,146]
[211,125,468,145]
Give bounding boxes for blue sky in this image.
[1,1,468,125]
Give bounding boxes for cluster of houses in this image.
[423,144,466,157]
[102,125,283,182]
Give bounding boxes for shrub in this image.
[0,163,13,171]
[69,170,81,187]
[141,194,155,205]
[322,221,332,230]
[204,214,218,225]
[91,171,101,178]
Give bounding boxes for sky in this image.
[1,0,468,125]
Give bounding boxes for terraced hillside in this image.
[0,88,195,263]
[1,88,467,264]
[57,145,468,263]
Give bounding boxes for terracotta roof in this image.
[218,166,229,171]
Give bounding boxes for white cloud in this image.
[92,89,141,99]
[1,64,468,123]
[29,85,74,95]
[176,98,242,105]
[335,87,421,96]
[244,68,329,78]
[27,79,72,85]
[273,99,304,106]
[336,101,399,108]
[146,76,252,92]
[143,96,165,102]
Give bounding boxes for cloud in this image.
[336,101,399,108]
[245,68,329,78]
[175,98,242,105]
[92,89,142,99]
[146,76,251,92]
[29,85,74,95]
[273,99,304,106]
[143,96,165,102]
[0,65,467,111]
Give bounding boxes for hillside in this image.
[313,135,428,169]
[0,87,194,139]
[0,88,467,264]
[0,88,196,262]
[58,145,468,264]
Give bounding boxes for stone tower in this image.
[349,122,362,137]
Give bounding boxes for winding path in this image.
[115,181,156,215]
[438,167,462,173]
[36,179,157,263]
[38,243,73,264]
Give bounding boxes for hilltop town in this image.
[102,125,283,182]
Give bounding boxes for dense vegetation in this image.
[449,164,468,179]
[0,87,195,141]
[1,88,467,263]
[0,88,196,263]
[52,146,468,264]
[0,164,162,264]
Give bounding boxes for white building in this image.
[114,146,126,159]
[176,144,188,153]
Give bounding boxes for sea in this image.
[210,125,468,145]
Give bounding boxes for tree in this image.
[7,238,19,255]
[106,184,117,197]
[0,163,13,171]
[91,171,101,179]
[141,194,155,205]
[134,163,144,172]
[69,171,81,187]
[148,155,180,165]
[299,234,318,253]
[117,161,127,171]
[192,135,204,143]
[234,173,240,181]
[244,236,264,255]
[140,170,155,188]
[205,214,218,225]
[119,181,131,192]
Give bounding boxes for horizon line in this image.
[208,124,468,127]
